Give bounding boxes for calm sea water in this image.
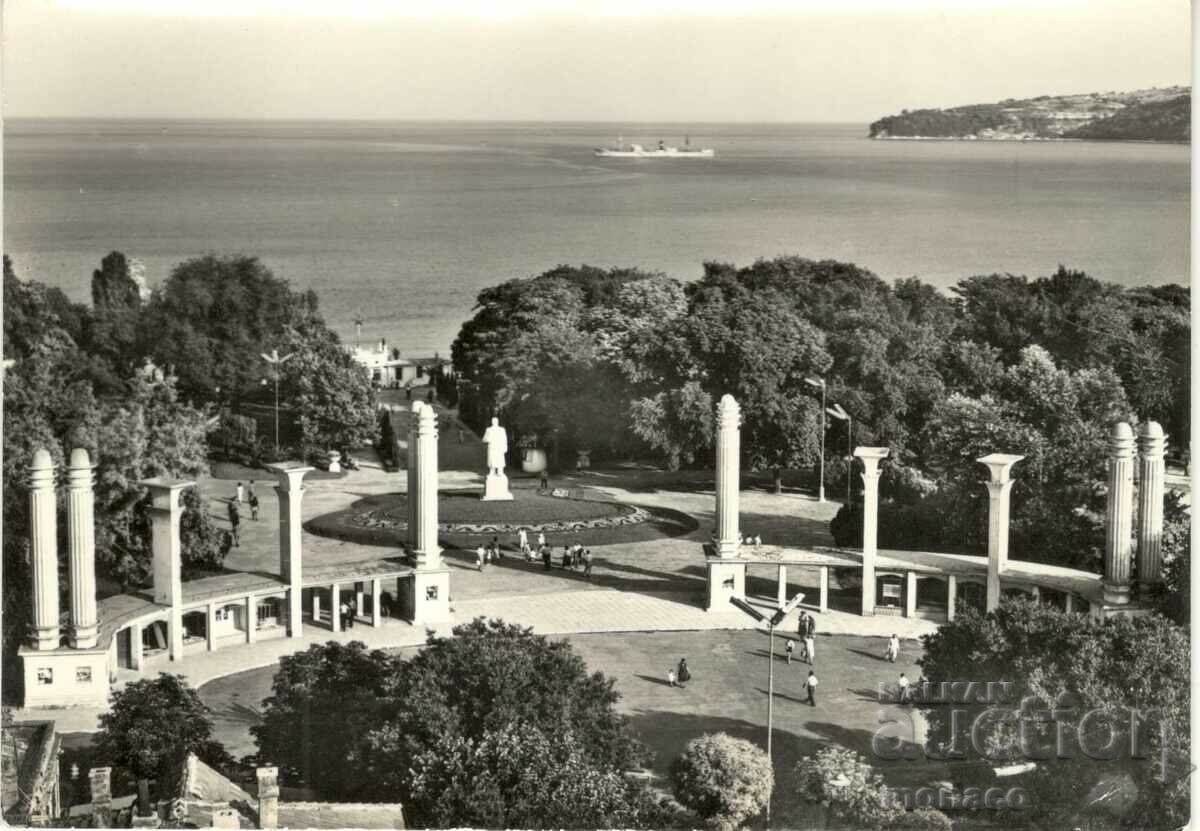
[3,120,1190,354]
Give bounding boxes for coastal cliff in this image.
[869,86,1190,142]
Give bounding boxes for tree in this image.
[628,381,714,471]
[917,599,1189,829]
[95,674,232,782]
[254,620,657,828]
[670,733,773,830]
[794,746,951,830]
[277,324,377,458]
[1154,492,1190,625]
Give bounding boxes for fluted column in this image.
[268,463,313,638]
[407,402,422,551]
[1104,422,1135,605]
[715,395,741,558]
[1136,421,1167,594]
[29,449,60,651]
[978,453,1024,612]
[413,403,442,568]
[854,447,889,616]
[67,449,99,648]
[141,478,193,660]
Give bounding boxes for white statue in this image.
[482,417,508,476]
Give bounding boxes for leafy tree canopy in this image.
[670,732,773,830]
[252,620,662,828]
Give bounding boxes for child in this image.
[667,668,677,688]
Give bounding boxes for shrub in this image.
[670,733,773,830]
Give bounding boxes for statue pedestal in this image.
[482,472,514,501]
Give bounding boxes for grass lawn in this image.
[198,629,946,828]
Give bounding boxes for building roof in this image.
[167,755,405,830]
[2,720,60,825]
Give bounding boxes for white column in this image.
[1103,423,1135,605]
[854,447,889,616]
[142,478,192,661]
[904,572,917,617]
[413,403,442,568]
[818,566,829,612]
[67,449,99,649]
[206,602,218,652]
[776,565,787,606]
[130,623,144,671]
[268,463,314,638]
[246,595,257,643]
[977,454,1024,612]
[946,575,957,622]
[29,449,60,651]
[371,579,382,627]
[311,589,321,622]
[330,584,342,632]
[715,395,741,557]
[407,402,422,551]
[1065,593,1075,614]
[1136,421,1167,593]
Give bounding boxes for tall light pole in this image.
[804,377,827,502]
[260,349,295,456]
[731,591,806,831]
[827,403,852,508]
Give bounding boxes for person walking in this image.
[677,658,691,687]
[490,536,502,561]
[785,637,795,664]
[885,634,900,663]
[249,491,260,521]
[805,670,818,706]
[235,482,244,503]
[476,545,487,572]
[898,673,912,705]
[227,500,241,547]
[796,611,809,660]
[339,600,350,631]
[518,528,528,553]
[247,479,256,501]
[539,469,549,491]
[667,667,677,688]
[583,548,593,579]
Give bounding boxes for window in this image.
[76,666,93,683]
[37,668,53,685]
[215,608,230,622]
[258,599,279,625]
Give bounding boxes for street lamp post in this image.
[731,591,806,831]
[804,377,827,502]
[260,349,296,456]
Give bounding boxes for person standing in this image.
[490,536,502,561]
[797,612,809,661]
[785,638,795,664]
[583,549,593,579]
[677,658,691,687]
[898,673,911,705]
[227,500,241,547]
[537,530,547,549]
[346,598,357,629]
[235,482,244,503]
[805,670,818,706]
[249,491,260,521]
[476,545,486,572]
[885,634,900,663]
[541,546,552,571]
[540,469,549,491]
[805,632,816,665]
[518,528,528,553]
[667,667,677,688]
[339,600,350,631]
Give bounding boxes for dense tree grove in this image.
[918,599,1190,829]
[454,258,1187,571]
[252,620,675,828]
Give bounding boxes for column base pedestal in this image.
[1092,601,1156,621]
[706,559,746,611]
[401,569,452,625]
[20,646,111,708]
[1102,582,1132,606]
[482,473,514,501]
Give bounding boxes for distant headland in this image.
[869,86,1190,142]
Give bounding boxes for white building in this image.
[349,339,451,389]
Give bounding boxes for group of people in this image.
[339,597,360,628]
[475,536,504,570]
[666,658,691,688]
[226,480,261,547]
[785,609,818,666]
[740,532,763,546]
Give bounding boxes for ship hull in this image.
[594,148,715,158]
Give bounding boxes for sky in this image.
[0,0,1192,122]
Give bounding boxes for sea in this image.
[3,120,1190,356]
